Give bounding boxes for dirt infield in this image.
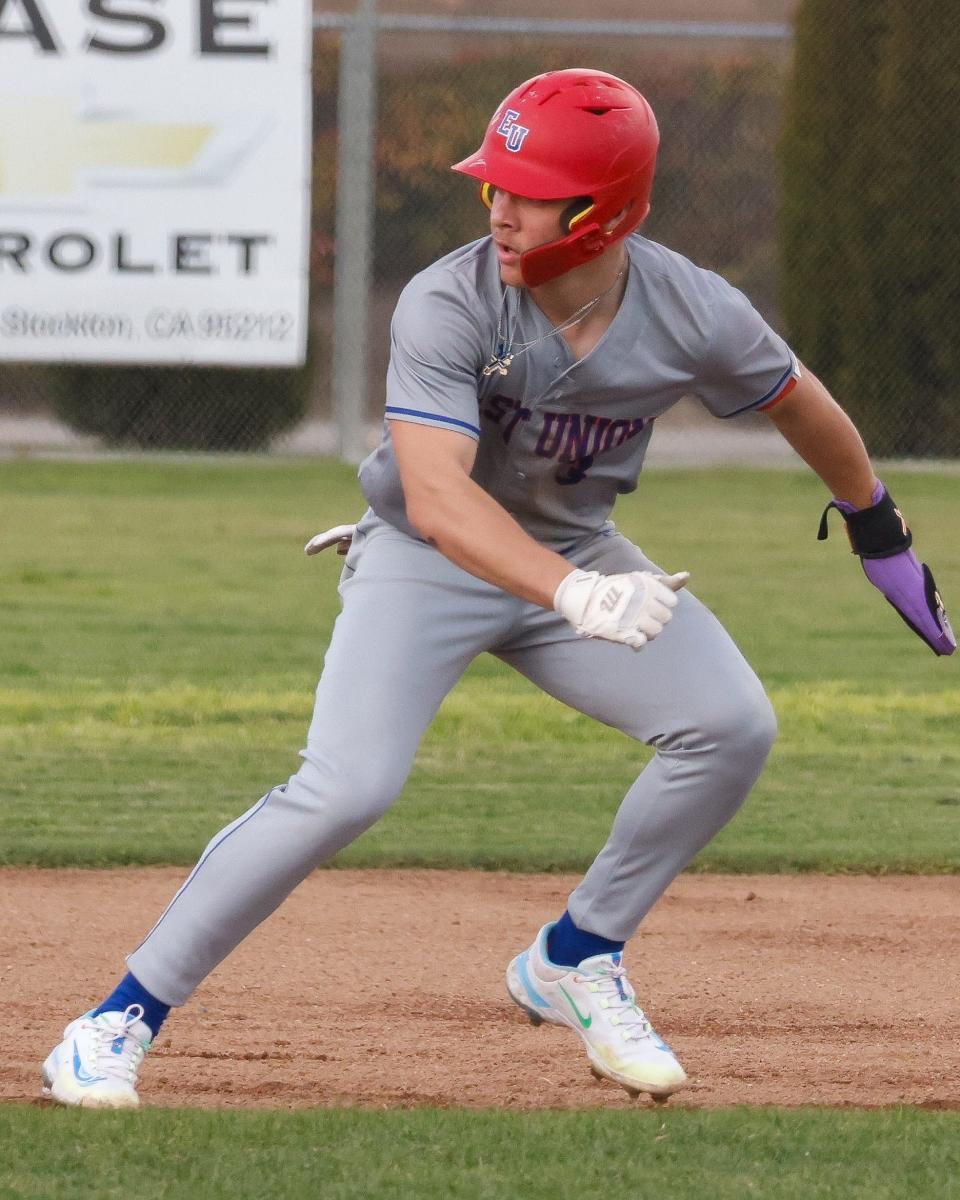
[2,868,957,1111]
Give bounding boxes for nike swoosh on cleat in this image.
[73,1041,106,1086]
[558,984,592,1029]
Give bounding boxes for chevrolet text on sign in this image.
[0,0,312,365]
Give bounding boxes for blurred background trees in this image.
[780,0,960,456]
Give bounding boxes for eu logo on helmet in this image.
[495,110,531,154]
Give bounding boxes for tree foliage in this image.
[314,49,787,313]
[780,1,960,455]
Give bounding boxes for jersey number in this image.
[556,455,594,485]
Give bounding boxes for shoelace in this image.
[587,966,656,1042]
[82,1004,147,1080]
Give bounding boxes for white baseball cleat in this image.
[41,1005,152,1109]
[506,924,688,1100]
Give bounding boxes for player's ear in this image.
[602,204,632,233]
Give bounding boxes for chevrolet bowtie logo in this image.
[0,98,213,195]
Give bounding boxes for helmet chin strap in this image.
[519,203,648,287]
[520,223,606,287]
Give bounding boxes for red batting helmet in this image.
[451,68,659,286]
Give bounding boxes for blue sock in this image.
[90,972,171,1039]
[546,910,625,968]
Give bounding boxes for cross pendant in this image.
[482,354,513,378]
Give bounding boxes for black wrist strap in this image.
[817,489,913,559]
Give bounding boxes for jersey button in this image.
[516,471,526,479]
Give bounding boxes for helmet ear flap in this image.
[480,181,495,210]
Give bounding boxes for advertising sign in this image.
[0,0,312,365]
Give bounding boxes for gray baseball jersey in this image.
[359,232,799,547]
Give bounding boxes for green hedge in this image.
[780,1,960,456]
[48,359,312,451]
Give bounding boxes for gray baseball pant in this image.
[128,517,776,1006]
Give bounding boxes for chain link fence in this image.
[0,9,953,461]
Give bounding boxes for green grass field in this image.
[2,459,958,1198]
[3,1106,960,1200]
[1,460,957,869]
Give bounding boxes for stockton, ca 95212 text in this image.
[0,306,295,342]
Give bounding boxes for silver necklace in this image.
[482,264,627,378]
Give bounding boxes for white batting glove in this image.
[554,568,690,650]
[304,524,356,556]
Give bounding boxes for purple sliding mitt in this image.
[818,481,956,656]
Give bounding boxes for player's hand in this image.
[818,482,955,656]
[554,568,690,650]
[304,524,356,556]
[861,551,955,655]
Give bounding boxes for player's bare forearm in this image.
[390,419,572,607]
[765,366,877,507]
[414,476,573,607]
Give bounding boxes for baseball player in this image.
[42,69,954,1108]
